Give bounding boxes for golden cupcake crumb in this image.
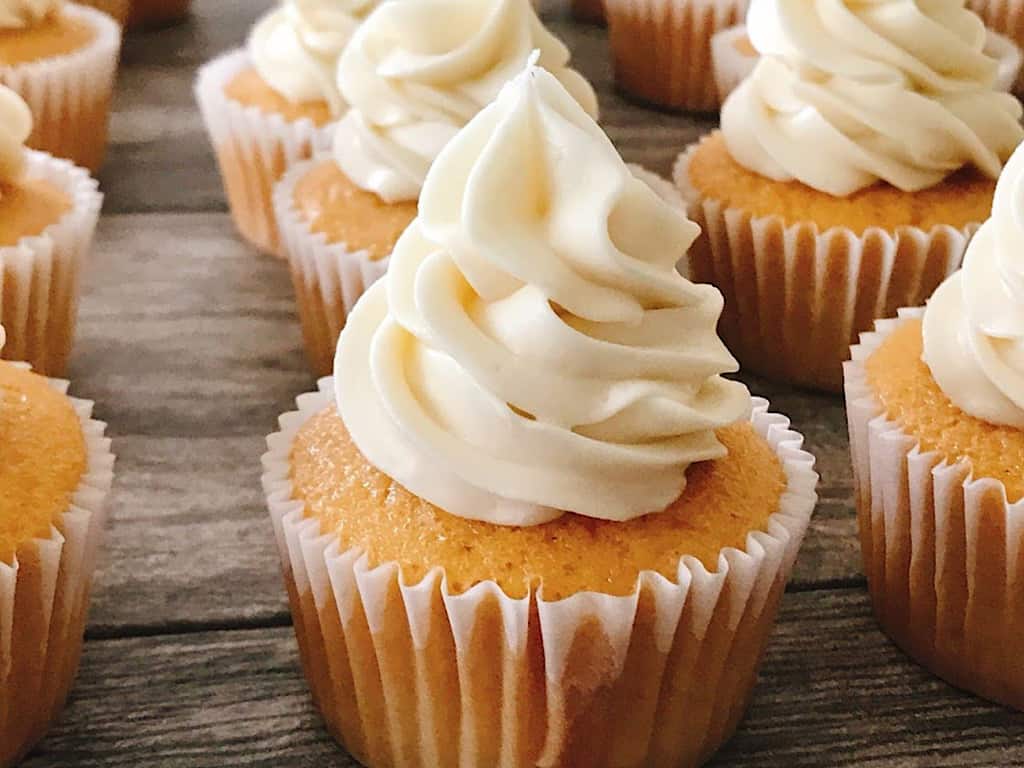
[223,66,333,126]
[0,11,96,65]
[687,131,995,235]
[292,160,417,261]
[867,318,1024,502]
[290,408,785,600]
[0,362,86,564]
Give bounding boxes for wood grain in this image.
[25,590,1024,767]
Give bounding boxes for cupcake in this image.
[0,324,115,766]
[196,0,376,256]
[712,22,1023,103]
[845,139,1024,711]
[605,0,748,112]
[969,0,1024,93]
[126,0,190,28]
[675,0,1024,392]
[263,61,818,768]
[0,0,122,173]
[0,84,102,376]
[273,0,599,376]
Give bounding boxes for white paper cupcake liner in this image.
[195,49,336,257]
[970,0,1024,93]
[605,0,748,112]
[0,150,103,377]
[712,24,1022,104]
[673,141,975,393]
[0,365,114,767]
[0,4,122,173]
[845,308,1024,711]
[273,157,391,377]
[262,382,818,768]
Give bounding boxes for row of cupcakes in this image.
[253,50,1024,768]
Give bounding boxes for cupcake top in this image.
[923,140,1024,429]
[0,0,60,27]
[0,84,31,184]
[722,0,1024,196]
[331,0,599,204]
[335,58,750,526]
[248,0,378,117]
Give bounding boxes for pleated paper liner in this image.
[605,0,748,112]
[262,381,818,768]
[274,160,690,377]
[0,3,122,173]
[845,308,1024,711]
[1,150,103,377]
[0,365,115,767]
[195,49,334,257]
[673,141,975,393]
[711,24,1023,105]
[970,0,1024,94]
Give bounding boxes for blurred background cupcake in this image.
[969,0,1024,93]
[675,0,1023,392]
[0,0,121,172]
[273,0,598,376]
[0,84,102,376]
[605,0,747,112]
[264,61,817,768]
[845,139,1024,711]
[196,0,376,256]
[0,323,115,766]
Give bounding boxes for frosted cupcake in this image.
[273,0,598,376]
[605,0,748,112]
[263,62,818,768]
[0,84,102,376]
[196,0,376,255]
[0,324,115,766]
[846,139,1024,711]
[675,0,1024,392]
[0,0,121,172]
[712,19,1023,103]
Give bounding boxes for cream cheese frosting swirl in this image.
[923,140,1024,429]
[335,61,751,526]
[331,0,599,204]
[248,0,378,116]
[0,85,32,186]
[721,0,1024,196]
[0,0,59,27]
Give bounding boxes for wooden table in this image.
[22,1,1024,765]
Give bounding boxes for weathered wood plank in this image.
[99,0,715,213]
[26,589,1024,767]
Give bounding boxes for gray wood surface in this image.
[21,0,1023,764]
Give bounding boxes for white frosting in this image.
[248,0,378,116]
[0,85,32,185]
[331,0,599,204]
[923,140,1024,429]
[335,63,751,527]
[0,0,59,27]
[722,0,1024,196]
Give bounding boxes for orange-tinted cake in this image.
[0,178,71,247]
[290,408,785,600]
[223,67,332,126]
[687,132,995,235]
[292,160,417,261]
[866,318,1024,502]
[0,362,86,564]
[0,11,96,66]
